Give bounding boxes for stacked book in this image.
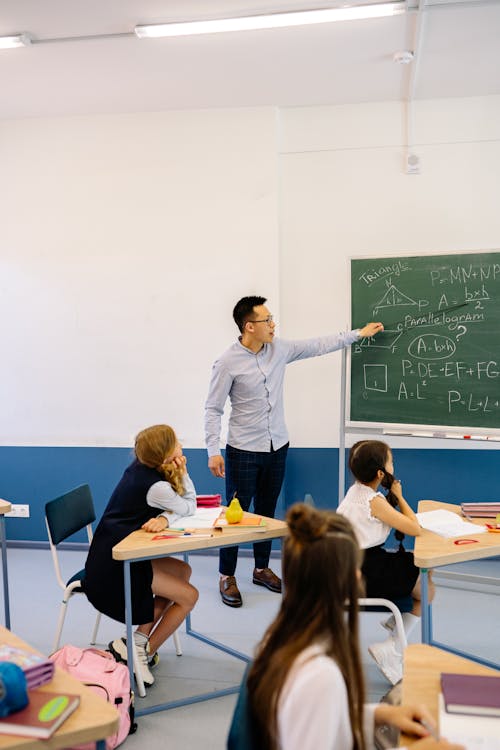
[196,494,221,508]
[0,645,54,689]
[460,501,500,518]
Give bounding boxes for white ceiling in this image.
[0,0,499,119]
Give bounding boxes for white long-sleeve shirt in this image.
[205,332,359,456]
[146,472,197,527]
[278,644,378,750]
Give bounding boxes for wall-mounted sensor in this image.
[393,50,414,64]
[406,153,420,174]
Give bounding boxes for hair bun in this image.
[286,503,328,543]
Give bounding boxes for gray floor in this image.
[4,548,500,749]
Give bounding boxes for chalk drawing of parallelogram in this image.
[359,329,403,350]
[364,364,388,392]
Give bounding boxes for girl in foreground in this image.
[246,504,459,750]
[337,440,434,684]
[85,424,198,687]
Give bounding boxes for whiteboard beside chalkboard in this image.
[348,251,500,434]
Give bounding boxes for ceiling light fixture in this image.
[135,2,405,39]
[0,33,32,49]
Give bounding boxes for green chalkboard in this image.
[350,251,500,429]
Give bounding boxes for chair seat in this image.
[67,569,86,590]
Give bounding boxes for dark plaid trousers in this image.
[219,442,289,575]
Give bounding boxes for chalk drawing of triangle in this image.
[374,284,418,310]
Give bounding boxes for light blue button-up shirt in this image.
[205,331,360,456]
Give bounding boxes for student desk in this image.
[112,514,288,716]
[0,499,12,629]
[0,626,119,750]
[415,500,500,668]
[401,643,500,746]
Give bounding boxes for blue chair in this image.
[45,484,102,652]
[45,483,183,695]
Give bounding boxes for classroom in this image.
[1,1,500,749]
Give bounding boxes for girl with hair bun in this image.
[85,424,199,689]
[244,504,461,750]
[337,440,435,686]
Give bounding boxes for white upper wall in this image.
[279,96,500,447]
[0,107,279,446]
[1,96,499,448]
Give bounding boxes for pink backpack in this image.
[49,645,137,749]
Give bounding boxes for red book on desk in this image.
[441,672,500,717]
[0,689,80,738]
[196,494,222,508]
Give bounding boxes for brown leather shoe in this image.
[253,567,282,593]
[219,576,242,607]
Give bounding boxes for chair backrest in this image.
[45,484,96,545]
[45,484,96,592]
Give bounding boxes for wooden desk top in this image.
[112,513,288,561]
[0,500,12,515]
[414,500,500,568]
[401,644,500,746]
[0,628,119,750]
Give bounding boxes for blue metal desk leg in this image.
[123,561,135,692]
[0,516,10,629]
[420,567,432,644]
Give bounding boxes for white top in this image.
[337,482,391,549]
[277,643,378,750]
[146,472,197,527]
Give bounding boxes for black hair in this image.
[349,440,404,542]
[232,296,267,333]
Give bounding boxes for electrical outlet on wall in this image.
[6,504,30,518]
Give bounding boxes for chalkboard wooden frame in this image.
[347,250,500,435]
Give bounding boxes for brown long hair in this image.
[134,424,185,495]
[247,504,366,750]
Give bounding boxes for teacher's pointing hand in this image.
[358,321,384,338]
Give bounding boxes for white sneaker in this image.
[368,638,403,686]
[109,634,155,687]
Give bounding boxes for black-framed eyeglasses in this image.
[251,315,274,325]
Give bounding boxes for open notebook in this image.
[170,507,266,531]
[416,509,486,538]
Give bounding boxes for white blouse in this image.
[337,481,391,549]
[146,472,197,527]
[277,643,377,750]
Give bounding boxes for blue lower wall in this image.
[1,446,499,543]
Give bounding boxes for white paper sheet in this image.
[439,693,500,750]
[170,507,222,529]
[416,509,487,538]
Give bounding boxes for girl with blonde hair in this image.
[85,424,198,688]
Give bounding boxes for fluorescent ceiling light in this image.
[0,33,32,49]
[135,2,404,39]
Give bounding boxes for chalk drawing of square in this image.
[364,364,387,392]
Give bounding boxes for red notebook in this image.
[441,672,500,717]
[0,689,80,738]
[196,494,222,508]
